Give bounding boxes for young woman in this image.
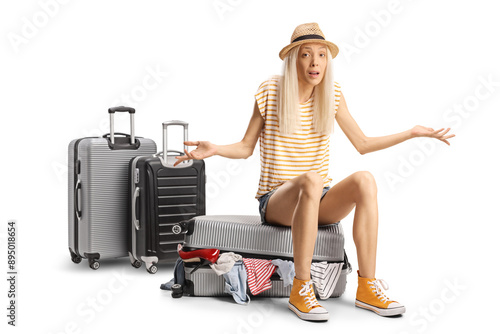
[174,23,454,321]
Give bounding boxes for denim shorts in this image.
[258,186,331,224]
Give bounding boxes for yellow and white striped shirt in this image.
[255,77,342,199]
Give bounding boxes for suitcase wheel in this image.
[69,249,82,264]
[131,260,142,269]
[71,256,82,264]
[147,264,158,274]
[89,260,100,270]
[171,284,183,298]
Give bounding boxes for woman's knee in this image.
[352,171,377,199]
[296,172,324,198]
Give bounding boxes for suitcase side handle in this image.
[108,106,136,145]
[74,180,82,220]
[132,187,140,230]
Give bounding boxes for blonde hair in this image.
[277,46,335,135]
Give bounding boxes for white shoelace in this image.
[299,281,320,309]
[368,279,391,303]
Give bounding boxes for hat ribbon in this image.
[292,34,325,43]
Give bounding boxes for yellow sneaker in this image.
[288,277,329,321]
[355,271,406,316]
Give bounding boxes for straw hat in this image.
[279,22,339,60]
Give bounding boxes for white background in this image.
[1,0,499,333]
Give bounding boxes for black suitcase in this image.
[128,121,205,274]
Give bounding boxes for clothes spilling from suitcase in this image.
[68,106,351,303]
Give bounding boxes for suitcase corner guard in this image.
[179,218,195,236]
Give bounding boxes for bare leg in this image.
[318,171,378,278]
[265,172,324,280]
[266,171,379,279]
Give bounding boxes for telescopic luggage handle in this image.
[161,120,189,167]
[108,106,136,145]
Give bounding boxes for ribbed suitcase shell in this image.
[182,215,349,298]
[184,265,349,298]
[68,137,156,267]
[128,155,205,273]
[183,215,345,262]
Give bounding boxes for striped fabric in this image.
[242,258,276,295]
[255,77,342,199]
[310,262,342,300]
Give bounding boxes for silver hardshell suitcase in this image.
[184,265,349,298]
[68,107,157,270]
[181,215,351,297]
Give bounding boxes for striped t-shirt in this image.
[255,77,342,199]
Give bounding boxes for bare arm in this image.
[335,92,454,155]
[174,101,263,166]
[214,101,264,159]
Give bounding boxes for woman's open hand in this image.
[173,141,217,166]
[410,125,455,145]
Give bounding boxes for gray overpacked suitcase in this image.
[180,215,351,298]
[68,107,157,269]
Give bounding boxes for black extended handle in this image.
[108,106,135,114]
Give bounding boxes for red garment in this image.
[242,258,276,295]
